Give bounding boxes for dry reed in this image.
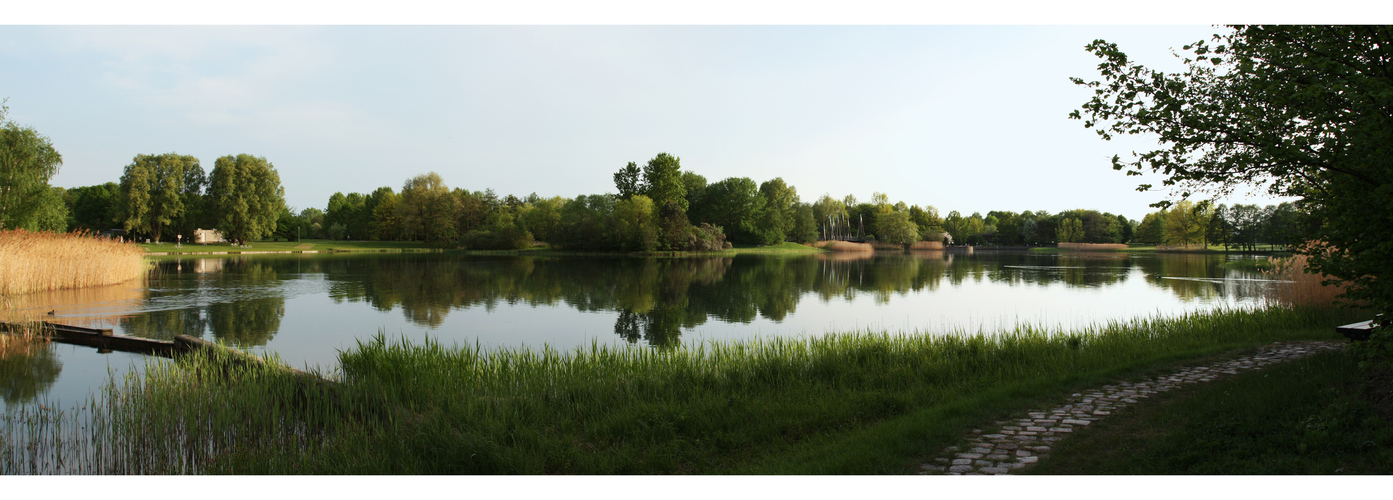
[909,241,945,250]
[1058,242,1129,251]
[1264,253,1350,308]
[813,241,874,252]
[0,230,146,296]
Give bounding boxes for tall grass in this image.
[0,230,146,295]
[1,304,1360,474]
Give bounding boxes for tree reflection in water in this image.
[131,250,1267,349]
[0,336,61,406]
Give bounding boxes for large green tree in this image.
[64,182,120,232]
[118,153,201,242]
[397,172,458,243]
[0,103,63,230]
[1072,25,1393,315]
[208,154,285,246]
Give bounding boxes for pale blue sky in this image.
[1,24,1283,220]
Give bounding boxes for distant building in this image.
[192,228,224,244]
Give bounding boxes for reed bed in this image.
[813,241,874,252]
[1265,254,1351,308]
[1,303,1360,474]
[908,241,945,250]
[1058,242,1129,251]
[0,230,146,296]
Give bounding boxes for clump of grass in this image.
[0,229,146,295]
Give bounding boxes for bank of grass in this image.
[0,229,146,295]
[1,304,1361,474]
[727,242,824,254]
[140,239,449,254]
[1026,348,1393,474]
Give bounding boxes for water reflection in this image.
[0,338,61,405]
[117,251,1277,348]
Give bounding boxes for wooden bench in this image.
[1337,313,1384,341]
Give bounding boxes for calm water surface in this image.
[3,250,1279,409]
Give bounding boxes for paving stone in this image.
[956,453,984,460]
[1015,450,1033,457]
[948,465,973,473]
[979,467,1010,474]
[1018,456,1039,464]
[985,454,1011,461]
[951,459,972,465]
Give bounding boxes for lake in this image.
[2,249,1280,409]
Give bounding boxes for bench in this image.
[1338,313,1385,341]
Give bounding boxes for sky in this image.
[0,4,1348,222]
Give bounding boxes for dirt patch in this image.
[294,243,315,249]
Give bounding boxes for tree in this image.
[613,162,642,200]
[1057,217,1084,243]
[1207,204,1233,251]
[701,177,764,245]
[876,209,920,246]
[1072,25,1393,316]
[64,182,120,232]
[0,102,63,230]
[1135,211,1167,245]
[208,154,285,246]
[398,172,459,243]
[118,153,201,242]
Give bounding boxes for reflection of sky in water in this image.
[4,251,1284,409]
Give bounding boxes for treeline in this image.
[1132,200,1302,250]
[6,109,1165,254]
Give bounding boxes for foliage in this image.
[875,209,919,246]
[208,154,285,246]
[1072,25,1393,317]
[63,182,120,233]
[0,102,63,231]
[118,153,203,242]
[700,177,765,245]
[397,172,459,243]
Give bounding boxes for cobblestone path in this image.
[918,341,1345,475]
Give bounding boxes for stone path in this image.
[918,341,1345,475]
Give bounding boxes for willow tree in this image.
[208,154,285,246]
[118,153,201,242]
[0,102,63,230]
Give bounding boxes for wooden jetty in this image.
[0,321,178,357]
[0,321,321,381]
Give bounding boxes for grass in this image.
[140,239,449,254]
[726,242,825,254]
[0,303,1361,474]
[0,229,146,295]
[1026,348,1393,474]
